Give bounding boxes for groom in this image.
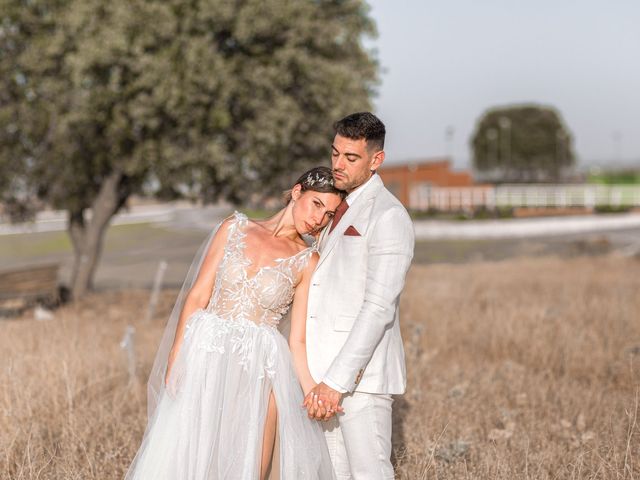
[304,112,415,479]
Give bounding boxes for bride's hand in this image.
[302,382,317,398]
[164,364,173,388]
[165,347,180,388]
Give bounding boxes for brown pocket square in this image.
[344,225,360,236]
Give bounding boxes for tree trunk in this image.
[68,170,128,299]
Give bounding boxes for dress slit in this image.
[263,390,280,480]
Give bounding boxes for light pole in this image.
[498,116,511,165]
[445,125,455,161]
[556,129,567,182]
[612,130,622,164]
[486,128,498,181]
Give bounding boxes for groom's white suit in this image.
[307,173,415,479]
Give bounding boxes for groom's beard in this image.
[333,169,372,193]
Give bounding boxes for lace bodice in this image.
[205,212,317,327]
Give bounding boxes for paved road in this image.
[414,212,640,239]
[1,205,639,289]
[4,203,640,239]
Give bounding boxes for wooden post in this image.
[146,260,168,323]
[120,325,136,385]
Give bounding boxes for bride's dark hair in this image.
[284,166,346,203]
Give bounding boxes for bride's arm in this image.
[165,220,231,384]
[289,253,319,396]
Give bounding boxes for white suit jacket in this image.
[306,174,415,394]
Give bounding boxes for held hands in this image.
[302,382,344,421]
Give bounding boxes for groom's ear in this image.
[370,150,385,172]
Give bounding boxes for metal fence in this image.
[409,184,640,211]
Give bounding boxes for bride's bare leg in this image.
[260,391,278,480]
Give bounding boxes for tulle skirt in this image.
[125,310,335,479]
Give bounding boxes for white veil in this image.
[146,223,222,422]
[125,205,339,479]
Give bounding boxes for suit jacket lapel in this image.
[317,174,383,268]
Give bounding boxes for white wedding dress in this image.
[125,212,335,479]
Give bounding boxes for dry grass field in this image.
[1,255,639,479]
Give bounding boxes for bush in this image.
[594,205,633,214]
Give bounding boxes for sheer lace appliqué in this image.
[205,211,316,327]
[184,212,316,375]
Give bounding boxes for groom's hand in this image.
[304,383,344,421]
[303,388,342,421]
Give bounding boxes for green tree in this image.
[0,0,377,298]
[471,104,575,183]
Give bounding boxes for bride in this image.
[125,167,343,480]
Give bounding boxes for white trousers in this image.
[322,392,394,480]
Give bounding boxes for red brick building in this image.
[378,158,474,208]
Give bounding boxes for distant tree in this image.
[0,0,377,298]
[470,104,575,183]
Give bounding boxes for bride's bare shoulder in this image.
[204,213,243,250]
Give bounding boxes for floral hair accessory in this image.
[304,172,335,189]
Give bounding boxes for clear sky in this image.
[366,0,640,170]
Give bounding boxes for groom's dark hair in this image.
[333,112,385,152]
